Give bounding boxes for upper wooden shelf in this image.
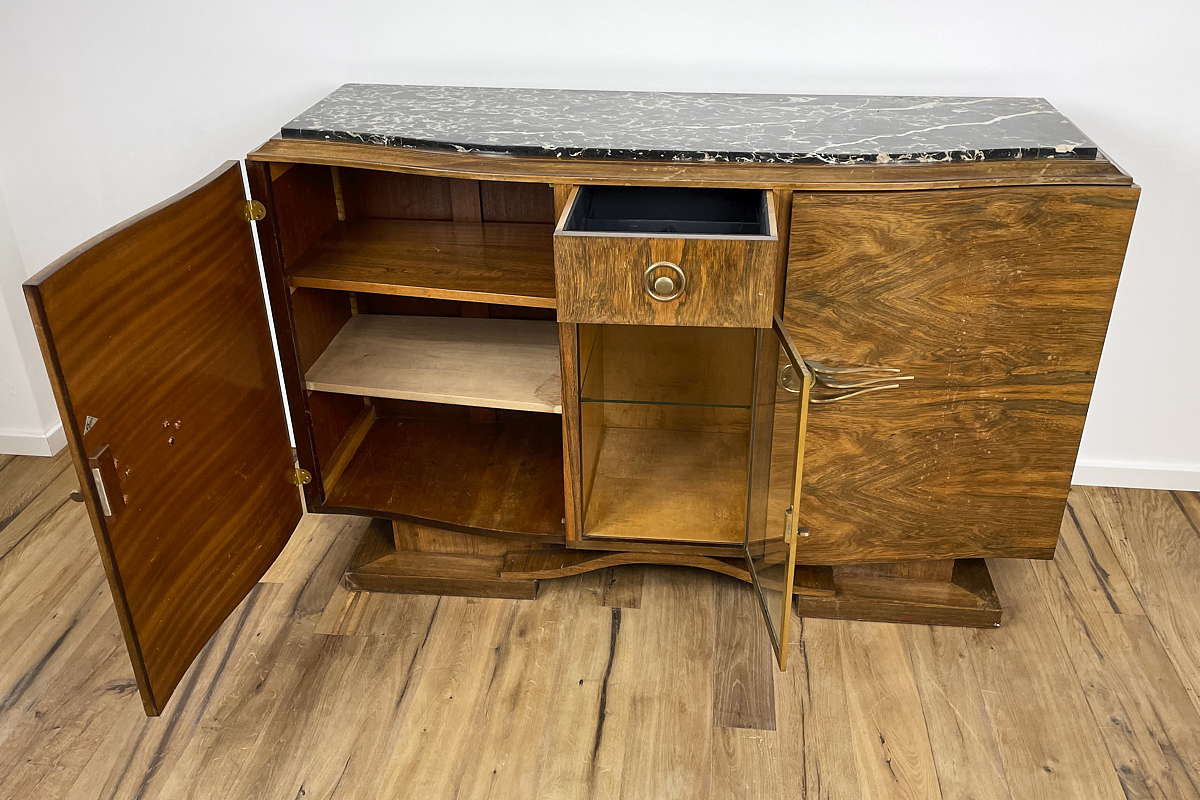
[287,219,556,308]
[306,314,562,413]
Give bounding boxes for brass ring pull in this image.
[643,261,686,302]
[779,363,809,393]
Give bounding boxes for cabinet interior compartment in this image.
[578,324,758,545]
[291,288,562,537]
[320,398,565,537]
[270,162,558,307]
[272,159,565,537]
[561,185,772,236]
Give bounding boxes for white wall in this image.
[0,182,64,455]
[0,0,1196,487]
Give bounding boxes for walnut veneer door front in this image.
[24,163,302,715]
[784,185,1138,563]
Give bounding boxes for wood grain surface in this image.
[322,412,566,537]
[793,559,1002,627]
[289,286,353,373]
[22,163,301,715]
[305,314,563,413]
[559,322,584,542]
[3,461,1199,798]
[480,180,556,223]
[269,162,339,267]
[555,223,777,327]
[288,219,557,307]
[583,428,750,545]
[784,185,1139,563]
[499,548,835,598]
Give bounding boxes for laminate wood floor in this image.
[2,450,1199,799]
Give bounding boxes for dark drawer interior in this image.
[563,186,771,236]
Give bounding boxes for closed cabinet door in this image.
[24,163,302,715]
[783,185,1138,564]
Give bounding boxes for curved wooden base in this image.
[343,520,1002,628]
[499,549,836,598]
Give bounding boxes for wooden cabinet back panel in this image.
[784,185,1138,563]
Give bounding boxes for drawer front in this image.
[554,187,778,327]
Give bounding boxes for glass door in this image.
[744,316,813,669]
[576,323,758,546]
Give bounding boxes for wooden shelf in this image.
[584,428,750,545]
[306,314,562,413]
[287,219,556,308]
[323,413,566,537]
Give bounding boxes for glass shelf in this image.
[580,397,750,409]
[577,322,759,546]
[579,323,756,409]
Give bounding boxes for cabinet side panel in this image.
[785,185,1138,563]
[271,164,338,267]
[559,322,582,541]
[248,160,324,506]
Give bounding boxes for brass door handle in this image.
[806,360,901,376]
[814,375,914,390]
[786,359,914,403]
[87,443,125,519]
[811,384,904,404]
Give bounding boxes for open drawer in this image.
[554,185,778,327]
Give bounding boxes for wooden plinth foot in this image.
[343,519,538,599]
[791,559,1002,628]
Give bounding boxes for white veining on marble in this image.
[281,84,1096,164]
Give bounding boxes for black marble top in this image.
[281,84,1097,165]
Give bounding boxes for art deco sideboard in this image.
[23,85,1139,716]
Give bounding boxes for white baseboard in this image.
[0,422,66,457]
[1073,461,1200,492]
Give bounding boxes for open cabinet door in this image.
[744,317,812,670]
[23,163,302,716]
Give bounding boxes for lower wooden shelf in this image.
[583,427,749,545]
[306,314,562,413]
[322,412,566,537]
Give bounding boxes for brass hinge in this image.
[289,467,312,486]
[783,507,794,544]
[242,199,266,222]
